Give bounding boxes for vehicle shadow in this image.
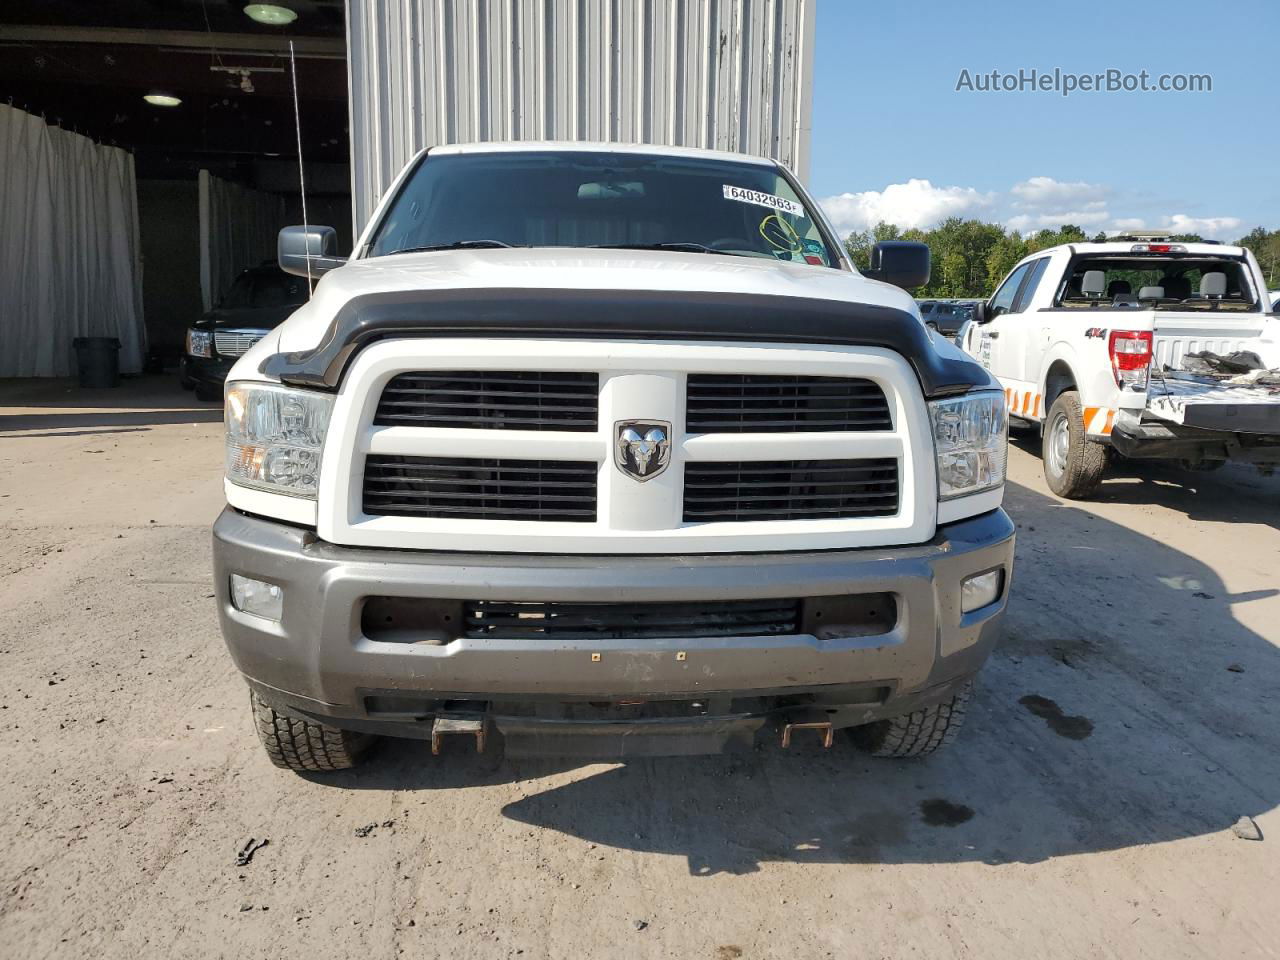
[0,375,222,433]
[321,479,1280,875]
[1011,430,1280,532]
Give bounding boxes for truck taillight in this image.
[1108,329,1153,389]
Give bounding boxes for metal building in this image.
[345,0,815,231]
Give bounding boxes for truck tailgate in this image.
[1146,375,1280,434]
[1152,312,1272,370]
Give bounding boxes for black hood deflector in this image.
[261,288,992,398]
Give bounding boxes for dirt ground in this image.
[2,375,1278,960]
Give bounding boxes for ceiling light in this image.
[244,4,297,25]
[143,93,182,108]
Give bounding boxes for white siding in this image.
[345,0,814,232]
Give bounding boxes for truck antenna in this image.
[288,40,313,294]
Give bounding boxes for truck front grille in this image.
[686,374,892,433]
[334,341,930,553]
[362,456,597,522]
[463,598,801,640]
[213,329,268,357]
[375,371,599,430]
[683,459,900,522]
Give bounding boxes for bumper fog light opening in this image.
[230,574,283,622]
[960,569,1003,614]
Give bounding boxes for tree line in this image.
[841,220,1280,298]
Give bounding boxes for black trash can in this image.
[72,337,122,388]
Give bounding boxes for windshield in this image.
[366,150,841,268]
[219,271,309,310]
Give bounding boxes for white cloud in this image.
[819,179,993,235]
[1161,214,1244,240]
[1102,214,1244,240]
[818,174,1244,242]
[1005,177,1111,231]
[1006,202,1110,232]
[1010,176,1107,209]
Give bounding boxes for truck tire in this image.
[1042,390,1106,499]
[850,681,973,758]
[1179,458,1225,472]
[250,691,374,771]
[194,383,222,403]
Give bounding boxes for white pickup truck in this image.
[212,142,1014,770]
[960,237,1280,497]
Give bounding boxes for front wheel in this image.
[850,681,973,757]
[1042,390,1106,499]
[250,691,375,772]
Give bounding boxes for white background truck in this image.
[960,237,1280,497]
[213,142,1013,769]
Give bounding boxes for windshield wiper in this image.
[589,242,745,257]
[388,240,517,254]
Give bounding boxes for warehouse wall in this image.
[346,0,814,233]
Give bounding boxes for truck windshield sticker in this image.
[800,237,830,266]
[722,184,803,216]
[759,213,803,254]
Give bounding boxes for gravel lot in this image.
[2,376,1278,960]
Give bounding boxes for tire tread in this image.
[250,691,371,771]
[1043,390,1106,499]
[852,681,973,758]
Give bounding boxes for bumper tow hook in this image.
[431,713,488,755]
[781,717,835,749]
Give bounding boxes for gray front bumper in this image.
[212,508,1014,741]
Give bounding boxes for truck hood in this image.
[196,305,299,332]
[262,247,995,398]
[276,247,919,353]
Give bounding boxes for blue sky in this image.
[808,0,1278,240]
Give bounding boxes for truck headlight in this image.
[186,328,213,358]
[225,382,333,498]
[929,391,1008,500]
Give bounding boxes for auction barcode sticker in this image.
[722,185,803,216]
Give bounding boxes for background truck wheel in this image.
[1043,390,1106,499]
[1179,458,1225,472]
[250,691,374,771]
[194,383,222,403]
[850,681,973,758]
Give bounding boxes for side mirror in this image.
[863,241,930,290]
[971,301,990,324]
[278,225,346,278]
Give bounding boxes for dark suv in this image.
[917,299,978,337]
[181,264,308,400]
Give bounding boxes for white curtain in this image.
[0,105,145,377]
[198,171,286,311]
